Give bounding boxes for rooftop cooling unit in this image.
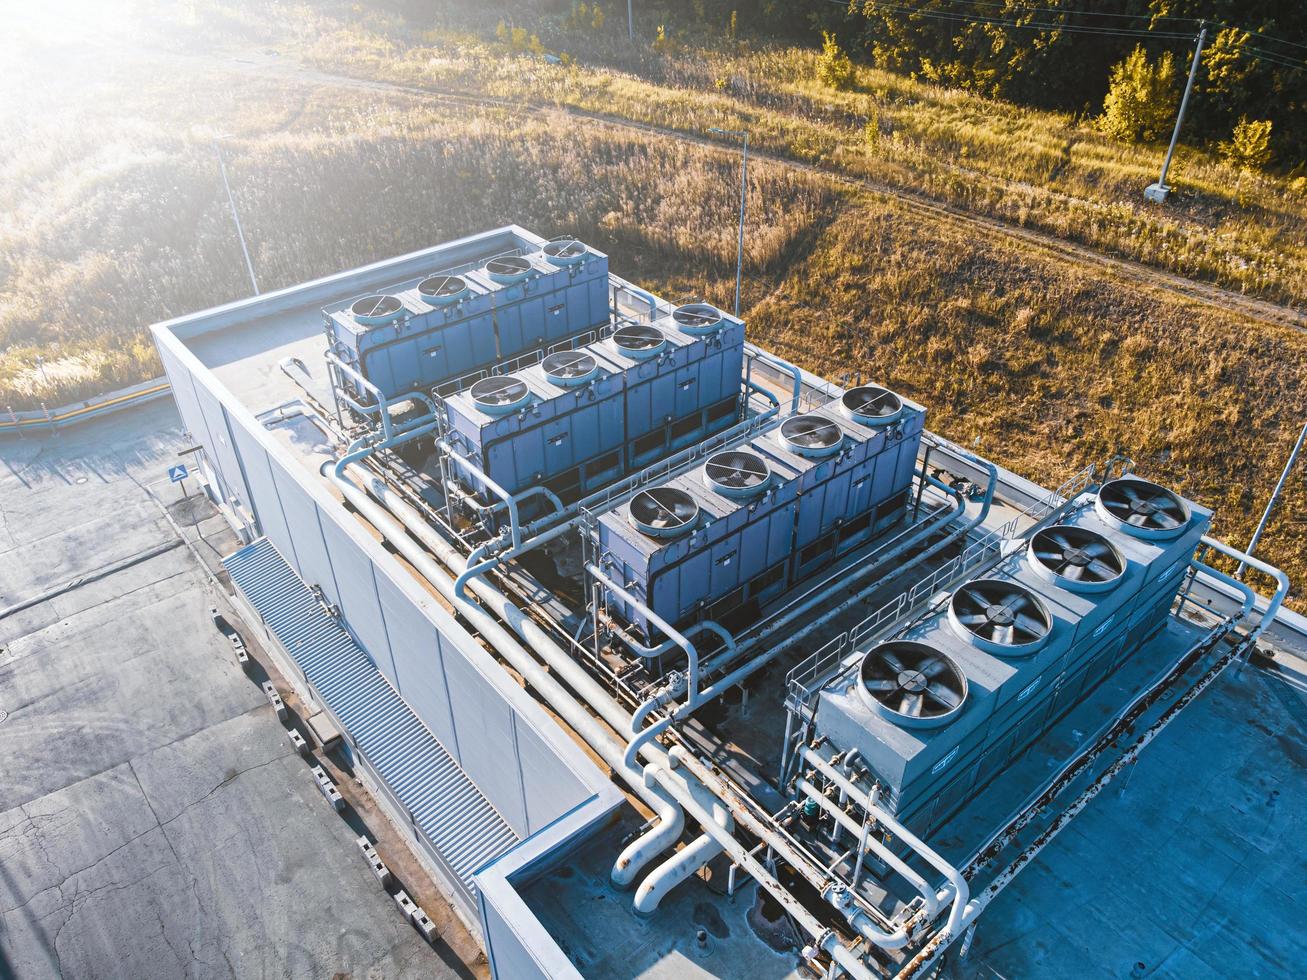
[629,486,700,538]
[1028,525,1126,594]
[840,385,905,428]
[778,414,844,460]
[947,579,1052,657]
[1094,477,1192,541]
[703,449,771,499]
[541,350,601,387]
[858,641,968,729]
[350,294,406,326]
[597,436,800,641]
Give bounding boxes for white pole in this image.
[1154,25,1207,194]
[734,133,748,317]
[1238,420,1307,578]
[214,138,260,295]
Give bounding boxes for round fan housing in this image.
[778,414,843,459]
[857,641,967,729]
[841,385,904,428]
[629,486,700,539]
[542,350,600,388]
[947,579,1053,657]
[672,303,725,336]
[418,274,470,306]
[703,449,771,499]
[1028,525,1125,594]
[484,255,533,285]
[350,294,405,326]
[1094,477,1191,541]
[612,324,668,361]
[470,375,532,417]
[543,238,587,267]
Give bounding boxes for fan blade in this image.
[991,624,1015,646]
[864,679,897,691]
[879,651,904,673]
[1014,613,1048,635]
[1063,564,1085,581]
[1086,558,1118,580]
[901,692,924,717]
[956,612,989,627]
[925,684,962,712]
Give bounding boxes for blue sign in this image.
[168,464,190,483]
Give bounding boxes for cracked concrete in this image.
[1,403,451,979]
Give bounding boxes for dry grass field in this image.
[0,1,1301,601]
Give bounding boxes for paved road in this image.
[0,402,455,980]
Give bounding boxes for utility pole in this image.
[1238,420,1307,578]
[708,127,749,316]
[213,137,260,295]
[627,0,634,43]
[1145,24,1207,204]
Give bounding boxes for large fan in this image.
[543,238,587,266]
[470,375,531,416]
[418,274,470,305]
[779,414,843,459]
[350,294,404,325]
[1028,525,1125,593]
[704,450,770,499]
[629,486,700,538]
[858,641,967,729]
[672,303,723,335]
[841,385,904,427]
[542,350,600,387]
[948,579,1052,656]
[612,324,668,361]
[1094,477,1190,541]
[484,255,532,284]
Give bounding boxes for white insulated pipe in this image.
[633,799,732,916]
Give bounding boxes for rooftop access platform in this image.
[151,226,1304,980]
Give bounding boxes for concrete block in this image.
[310,764,345,811]
[394,889,418,918]
[355,836,393,886]
[229,632,250,665]
[306,710,343,753]
[412,907,439,943]
[261,681,287,721]
[286,727,309,756]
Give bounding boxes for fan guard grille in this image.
[948,579,1052,656]
[470,375,530,411]
[613,324,667,358]
[350,294,404,323]
[1095,477,1190,540]
[704,450,770,497]
[543,238,586,263]
[857,641,967,729]
[1029,525,1125,593]
[841,385,903,427]
[629,486,699,538]
[542,350,598,385]
[485,256,532,282]
[672,303,724,335]
[779,414,843,458]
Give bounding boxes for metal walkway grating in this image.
[223,538,519,894]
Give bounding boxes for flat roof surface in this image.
[0,404,475,979]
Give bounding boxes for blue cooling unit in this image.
[326,231,610,401]
[814,476,1210,834]
[596,384,924,642]
[444,304,746,502]
[597,305,746,469]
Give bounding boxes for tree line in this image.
[817,0,1304,167]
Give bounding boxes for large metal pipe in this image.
[633,799,732,916]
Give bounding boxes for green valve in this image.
[801,798,820,820]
